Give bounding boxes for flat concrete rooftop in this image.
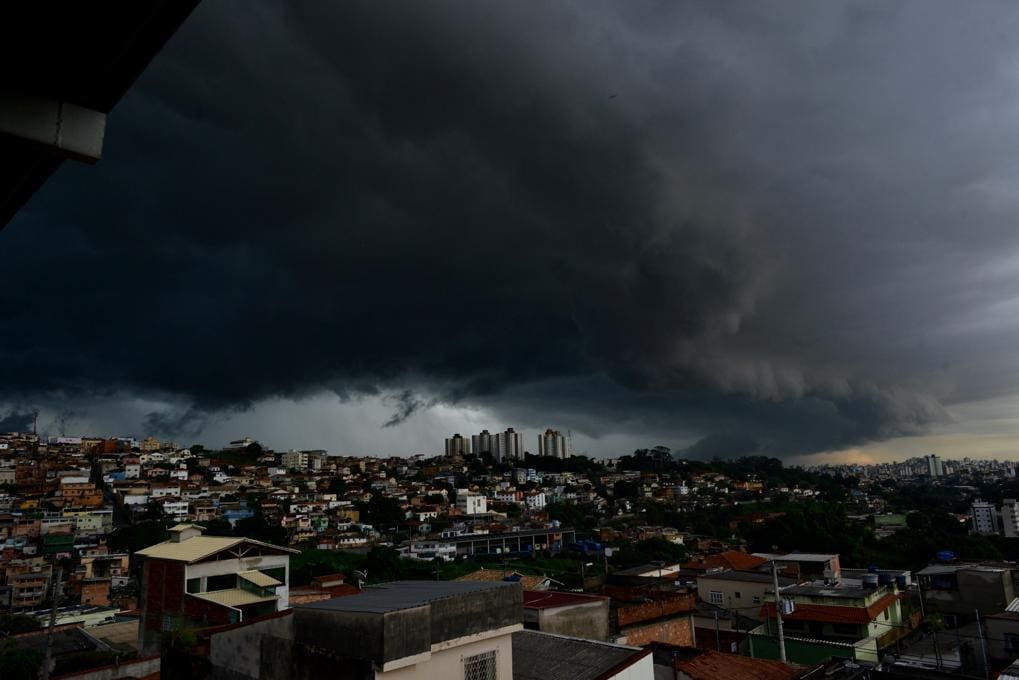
[297,579,518,613]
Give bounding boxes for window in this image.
[734,591,741,599]
[206,573,236,591]
[464,650,497,680]
[709,591,723,605]
[752,596,761,605]
[186,578,201,594]
[1006,633,1019,653]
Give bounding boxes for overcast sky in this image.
[5,1,1019,462]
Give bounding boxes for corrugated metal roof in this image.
[191,589,279,607]
[239,570,282,588]
[512,630,645,680]
[136,536,298,563]
[136,536,242,562]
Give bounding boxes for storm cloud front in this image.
[5,1,1019,459]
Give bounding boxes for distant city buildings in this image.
[926,453,944,477]
[471,429,493,455]
[538,428,570,459]
[493,428,524,462]
[444,433,471,458]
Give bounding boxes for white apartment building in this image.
[525,492,547,511]
[457,490,488,515]
[972,499,999,535]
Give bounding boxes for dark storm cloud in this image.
[0,409,37,433]
[4,1,1019,454]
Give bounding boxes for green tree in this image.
[0,641,43,680]
[0,614,41,636]
[108,521,169,554]
[200,518,234,537]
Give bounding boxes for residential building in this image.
[457,489,487,515]
[136,523,297,654]
[522,590,610,640]
[537,429,569,459]
[472,429,494,456]
[916,562,1017,619]
[749,583,907,665]
[983,602,1019,662]
[695,570,797,615]
[444,433,471,458]
[1003,499,1019,538]
[926,453,944,477]
[260,580,521,680]
[281,450,309,470]
[972,499,999,534]
[493,428,524,462]
[752,552,840,582]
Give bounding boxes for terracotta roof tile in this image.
[676,650,801,680]
[684,551,766,572]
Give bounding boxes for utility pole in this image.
[714,610,721,650]
[39,566,62,680]
[772,561,787,662]
[975,608,991,680]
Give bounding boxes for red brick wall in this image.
[621,616,694,647]
[80,581,110,606]
[616,595,697,627]
[142,559,186,634]
[182,594,233,627]
[142,560,233,634]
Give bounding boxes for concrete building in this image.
[206,580,653,680]
[457,489,488,515]
[493,428,524,462]
[537,429,569,459]
[926,453,944,477]
[523,590,610,641]
[472,430,494,456]
[263,580,522,679]
[1003,499,1019,538]
[282,450,309,470]
[136,523,297,654]
[749,583,906,665]
[972,499,999,535]
[917,562,1017,619]
[444,433,472,458]
[752,552,841,582]
[695,570,797,616]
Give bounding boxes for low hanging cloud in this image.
[0,409,37,433]
[4,1,1019,456]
